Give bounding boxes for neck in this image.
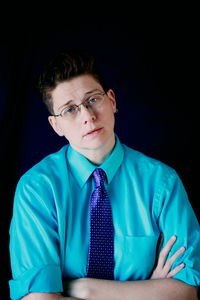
[86,147,113,166]
[72,135,116,165]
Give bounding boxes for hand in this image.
[66,235,186,298]
[67,278,90,299]
[150,235,185,279]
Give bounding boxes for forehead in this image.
[51,74,102,105]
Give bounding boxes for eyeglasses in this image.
[52,91,106,120]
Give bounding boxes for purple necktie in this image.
[86,168,114,279]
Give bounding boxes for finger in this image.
[151,246,186,279]
[166,263,185,278]
[157,235,177,268]
[163,247,185,277]
[163,246,185,273]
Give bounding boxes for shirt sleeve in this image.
[156,168,200,286]
[9,173,63,300]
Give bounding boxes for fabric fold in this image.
[9,264,63,300]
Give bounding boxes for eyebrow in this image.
[57,88,101,111]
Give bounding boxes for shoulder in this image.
[120,143,187,209]
[121,143,177,180]
[17,144,69,187]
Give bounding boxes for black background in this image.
[1,19,199,299]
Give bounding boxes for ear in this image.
[48,116,64,137]
[107,89,117,113]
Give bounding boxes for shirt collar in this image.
[67,135,124,188]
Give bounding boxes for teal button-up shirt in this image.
[9,136,200,299]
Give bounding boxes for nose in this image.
[80,105,96,124]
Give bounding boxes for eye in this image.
[62,105,77,115]
[88,96,98,104]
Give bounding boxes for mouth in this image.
[84,127,103,137]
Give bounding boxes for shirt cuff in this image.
[9,264,63,300]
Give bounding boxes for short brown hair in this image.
[37,51,107,114]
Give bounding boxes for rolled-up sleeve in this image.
[9,174,63,300]
[9,265,62,300]
[157,169,200,286]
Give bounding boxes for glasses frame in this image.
[52,91,106,119]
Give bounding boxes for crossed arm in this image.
[23,236,198,300]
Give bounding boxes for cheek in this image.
[62,124,80,141]
[105,110,115,127]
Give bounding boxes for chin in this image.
[84,135,114,151]
[83,142,105,151]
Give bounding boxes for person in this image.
[9,51,200,300]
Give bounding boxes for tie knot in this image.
[93,168,106,187]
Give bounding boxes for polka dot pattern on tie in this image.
[86,168,115,279]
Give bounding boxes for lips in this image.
[84,127,102,137]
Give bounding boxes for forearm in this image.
[22,293,80,300]
[68,278,197,300]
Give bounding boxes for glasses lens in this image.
[61,92,105,120]
[62,105,78,119]
[87,93,104,108]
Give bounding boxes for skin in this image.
[22,236,197,299]
[22,75,197,299]
[48,74,117,165]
